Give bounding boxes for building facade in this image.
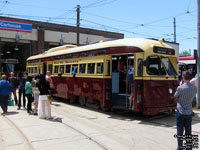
[0,16,124,72]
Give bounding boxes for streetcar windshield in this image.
[146,56,166,75]
[161,57,177,76]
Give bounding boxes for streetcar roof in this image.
[27,38,174,61]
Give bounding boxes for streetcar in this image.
[179,56,196,78]
[26,38,179,115]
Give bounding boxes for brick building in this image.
[0,16,124,72]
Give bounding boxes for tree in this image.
[179,50,191,57]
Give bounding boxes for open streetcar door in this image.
[111,54,134,109]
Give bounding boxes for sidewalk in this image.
[0,105,129,150]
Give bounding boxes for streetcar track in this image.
[2,115,33,150]
[52,105,111,150]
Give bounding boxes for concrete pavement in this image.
[0,104,200,150]
[0,105,130,150]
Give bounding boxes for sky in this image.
[0,0,198,54]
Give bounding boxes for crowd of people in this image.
[0,71,53,119]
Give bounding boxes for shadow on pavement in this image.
[5,111,19,115]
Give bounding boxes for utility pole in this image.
[0,38,1,76]
[77,5,80,46]
[197,0,200,108]
[173,17,176,43]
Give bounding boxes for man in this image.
[174,71,197,150]
[0,75,13,115]
[8,72,18,105]
[18,72,28,110]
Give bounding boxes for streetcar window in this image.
[80,53,86,57]
[38,67,41,74]
[54,66,59,73]
[28,68,30,73]
[60,65,64,73]
[146,56,166,75]
[31,67,34,73]
[106,60,110,76]
[72,54,79,58]
[66,55,71,59]
[65,65,71,73]
[97,63,104,74]
[79,64,86,74]
[48,64,53,74]
[34,67,37,73]
[88,52,95,57]
[60,56,65,59]
[72,64,78,74]
[161,57,177,76]
[137,59,143,76]
[97,51,106,56]
[88,63,95,74]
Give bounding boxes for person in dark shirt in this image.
[18,72,28,110]
[38,74,51,119]
[8,72,19,105]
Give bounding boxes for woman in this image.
[38,74,51,119]
[25,76,33,114]
[32,75,40,115]
[0,75,13,115]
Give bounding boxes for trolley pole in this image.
[197,0,200,108]
[76,5,80,46]
[173,17,176,43]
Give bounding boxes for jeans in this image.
[26,94,33,112]
[18,89,26,108]
[12,88,18,104]
[176,110,192,150]
[0,95,9,113]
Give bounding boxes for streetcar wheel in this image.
[79,96,86,106]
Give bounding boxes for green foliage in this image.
[179,50,191,57]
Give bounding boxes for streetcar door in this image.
[111,55,134,109]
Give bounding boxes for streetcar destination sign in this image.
[0,19,32,33]
[153,46,175,55]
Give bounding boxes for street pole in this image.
[0,38,2,76]
[197,0,200,108]
[173,17,176,43]
[77,5,80,46]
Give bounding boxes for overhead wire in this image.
[0,0,8,13]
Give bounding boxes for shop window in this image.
[88,63,95,74]
[79,64,86,74]
[97,63,104,74]
[65,65,71,73]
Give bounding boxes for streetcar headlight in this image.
[169,88,173,94]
